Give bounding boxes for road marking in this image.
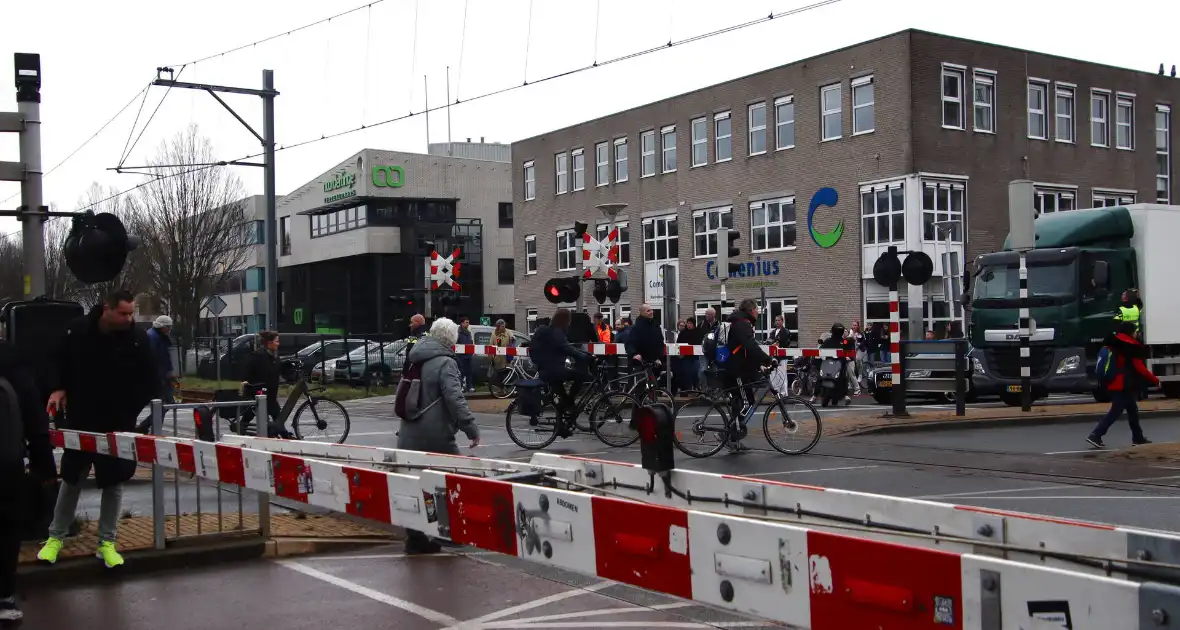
[915,474,1180,500]
[453,581,615,627]
[304,552,497,561]
[1043,449,1103,455]
[275,559,460,626]
[500,601,693,625]
[483,623,716,628]
[966,496,1180,500]
[743,465,879,477]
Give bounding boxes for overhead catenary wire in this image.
[119,65,188,170]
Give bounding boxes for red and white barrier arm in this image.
[51,428,1160,629]
[452,343,856,359]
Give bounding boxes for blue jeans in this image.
[1090,390,1146,441]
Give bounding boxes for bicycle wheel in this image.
[762,396,823,455]
[505,397,562,450]
[573,390,603,433]
[293,397,351,443]
[672,396,730,458]
[488,367,516,399]
[590,392,641,447]
[642,387,676,410]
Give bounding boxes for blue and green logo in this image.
[807,187,844,249]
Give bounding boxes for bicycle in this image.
[486,357,538,399]
[672,364,822,458]
[230,368,352,443]
[591,361,675,447]
[504,358,643,450]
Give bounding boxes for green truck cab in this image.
[965,205,1180,405]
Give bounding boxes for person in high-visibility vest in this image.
[1114,289,1143,337]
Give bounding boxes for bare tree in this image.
[0,234,22,305]
[127,124,250,341]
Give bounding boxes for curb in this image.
[841,409,1177,437]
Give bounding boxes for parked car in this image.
[865,345,979,405]
[333,326,532,386]
[289,339,379,383]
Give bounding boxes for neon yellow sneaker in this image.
[96,541,124,568]
[37,537,64,564]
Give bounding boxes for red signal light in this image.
[548,286,560,297]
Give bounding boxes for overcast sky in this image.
[1,0,1177,241]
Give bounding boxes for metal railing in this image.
[898,339,970,416]
[147,396,270,550]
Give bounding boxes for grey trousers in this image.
[47,481,122,543]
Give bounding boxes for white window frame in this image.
[595,142,609,187]
[524,235,537,274]
[1033,185,1077,215]
[748,102,767,155]
[755,297,799,342]
[695,300,736,321]
[860,181,906,245]
[1091,89,1110,148]
[774,95,795,150]
[555,152,568,194]
[523,160,536,201]
[556,229,578,271]
[851,74,875,135]
[526,308,539,334]
[1054,82,1076,144]
[1092,190,1136,207]
[1116,93,1135,150]
[571,148,585,191]
[642,215,679,263]
[661,125,677,173]
[692,206,733,259]
[596,222,631,266]
[921,180,966,244]
[640,130,656,177]
[749,197,797,253]
[972,69,995,133]
[941,64,966,130]
[1027,80,1048,140]
[1158,104,1171,203]
[691,117,708,167]
[614,137,628,183]
[820,83,842,141]
[714,111,732,162]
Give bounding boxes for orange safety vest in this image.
[596,326,612,343]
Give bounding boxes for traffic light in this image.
[388,291,417,308]
[592,279,607,304]
[63,211,141,284]
[543,277,579,304]
[715,226,741,279]
[605,268,628,303]
[573,221,589,239]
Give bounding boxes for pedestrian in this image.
[38,290,159,569]
[238,330,290,438]
[1114,288,1143,339]
[488,319,513,384]
[455,318,475,393]
[136,315,176,434]
[1086,322,1157,449]
[680,318,700,390]
[397,317,480,554]
[625,305,665,384]
[592,313,612,343]
[1,340,56,622]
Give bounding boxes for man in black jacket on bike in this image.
[724,299,775,449]
[530,309,594,436]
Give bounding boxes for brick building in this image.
[510,29,1177,343]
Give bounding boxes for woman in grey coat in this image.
[397,318,480,553]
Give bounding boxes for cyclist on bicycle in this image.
[724,299,776,447]
[530,308,594,436]
[238,330,292,438]
[625,304,666,396]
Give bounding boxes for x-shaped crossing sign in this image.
[429,247,462,290]
[581,230,619,281]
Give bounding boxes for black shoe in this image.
[1133,438,1153,446]
[1086,436,1105,449]
[0,598,22,623]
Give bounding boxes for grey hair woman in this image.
[397,317,480,554]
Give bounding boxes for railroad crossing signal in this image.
[872,246,934,288]
[544,277,580,304]
[63,211,141,284]
[581,226,620,281]
[430,247,462,290]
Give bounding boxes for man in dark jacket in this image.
[530,309,593,431]
[724,299,775,447]
[238,330,288,438]
[38,290,159,569]
[136,315,176,433]
[626,304,665,366]
[1087,322,1157,448]
[0,342,56,622]
[455,318,475,392]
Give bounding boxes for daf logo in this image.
[1005,333,1019,340]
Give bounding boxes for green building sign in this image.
[323,169,357,203]
[372,165,405,188]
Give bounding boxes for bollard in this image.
[150,398,166,550]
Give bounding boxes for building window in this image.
[243,220,264,245]
[497,202,513,228]
[556,230,578,271]
[821,83,842,141]
[555,152,568,194]
[694,301,737,326]
[922,181,965,242]
[1158,104,1171,203]
[244,266,265,292]
[640,130,656,177]
[1055,84,1075,143]
[750,197,797,252]
[941,65,965,129]
[279,216,291,256]
[692,207,733,258]
[1028,81,1048,139]
[715,112,732,161]
[642,215,679,262]
[614,137,628,183]
[310,205,367,238]
[691,117,707,167]
[775,96,795,150]
[497,259,514,284]
[1091,90,1110,147]
[755,297,799,342]
[860,182,905,245]
[748,102,767,155]
[597,222,631,265]
[1093,191,1136,207]
[1034,185,1076,214]
[972,70,995,133]
[524,235,537,274]
[571,148,585,191]
[595,142,609,186]
[523,160,536,200]
[661,125,677,173]
[526,308,539,334]
[865,299,909,328]
[851,75,875,135]
[1116,94,1135,150]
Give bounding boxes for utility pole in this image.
[1008,180,1036,412]
[0,54,47,298]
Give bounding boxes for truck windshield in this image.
[973,260,1077,306]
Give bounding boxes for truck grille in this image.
[986,348,1053,379]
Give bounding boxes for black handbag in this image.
[516,379,545,417]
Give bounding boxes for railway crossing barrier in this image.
[52,424,1180,629]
